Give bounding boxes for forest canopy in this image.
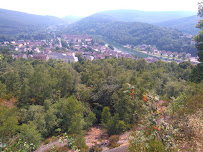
[0,48,202,151]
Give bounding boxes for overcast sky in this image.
[0,0,200,17]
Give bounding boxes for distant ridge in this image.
[98,9,197,23]
[0,8,65,35]
[0,8,64,26]
[154,15,200,35]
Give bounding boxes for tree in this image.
[0,107,18,139]
[19,123,42,149]
[191,2,203,82]
[194,2,203,61]
[194,2,203,63]
[29,64,51,104]
[55,96,84,134]
[25,105,47,136]
[61,39,69,48]
[0,81,6,97]
[101,107,111,127]
[3,70,20,94]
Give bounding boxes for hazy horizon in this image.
[0,0,200,17]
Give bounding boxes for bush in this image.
[44,138,51,145]
[3,93,14,100]
[148,138,165,152]
[108,135,119,144]
[108,135,119,148]
[19,123,42,149]
[116,120,126,133]
[89,144,102,152]
[109,142,120,149]
[75,135,88,151]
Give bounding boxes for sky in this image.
[0,0,201,17]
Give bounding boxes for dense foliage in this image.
[191,2,203,83]
[0,46,202,151]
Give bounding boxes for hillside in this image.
[0,53,202,151]
[82,10,198,35]
[98,9,197,23]
[63,13,116,34]
[62,14,197,56]
[0,8,65,35]
[155,15,200,35]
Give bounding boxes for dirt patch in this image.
[35,140,68,152]
[85,126,108,148]
[0,97,17,108]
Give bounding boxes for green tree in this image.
[25,105,47,136]
[84,111,96,129]
[18,78,31,107]
[101,106,111,127]
[29,64,51,104]
[54,96,84,134]
[61,39,69,48]
[0,81,6,97]
[191,2,203,82]
[44,106,58,136]
[19,123,42,149]
[3,70,20,94]
[195,2,203,62]
[0,107,18,139]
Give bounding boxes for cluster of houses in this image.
[2,35,135,63]
[62,35,92,45]
[134,44,192,58]
[151,50,192,58]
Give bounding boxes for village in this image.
[1,34,200,64]
[124,43,200,64]
[1,35,135,63]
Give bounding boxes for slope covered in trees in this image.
[0,48,202,151]
[98,9,196,23]
[0,8,65,35]
[97,9,198,35]
[155,15,200,35]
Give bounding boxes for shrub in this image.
[75,135,88,151]
[44,138,51,145]
[109,142,120,149]
[148,137,165,152]
[108,135,119,148]
[89,144,102,152]
[116,120,126,133]
[108,135,119,144]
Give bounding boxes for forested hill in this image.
[62,13,116,34]
[0,8,65,35]
[97,10,198,35]
[0,8,64,26]
[62,14,196,56]
[154,15,200,35]
[97,9,196,23]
